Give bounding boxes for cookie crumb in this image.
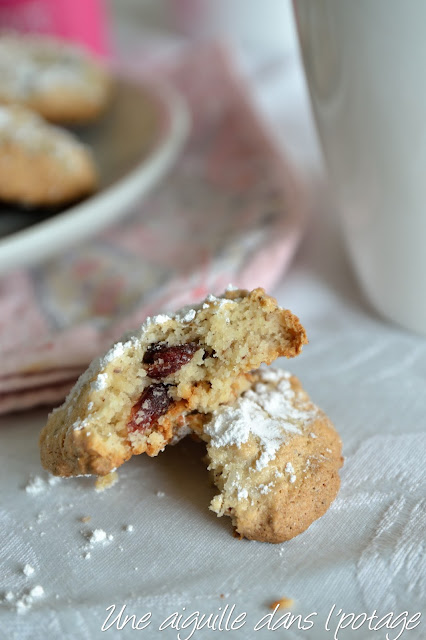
[95,471,118,492]
[156,491,165,498]
[270,597,294,610]
[80,516,91,523]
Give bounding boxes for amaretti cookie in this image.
[201,368,343,543]
[39,288,307,477]
[0,105,97,207]
[0,34,110,124]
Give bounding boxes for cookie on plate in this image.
[39,288,307,477]
[200,368,343,543]
[0,105,97,207]
[0,33,111,124]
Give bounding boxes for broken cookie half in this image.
[40,288,307,477]
[198,368,343,544]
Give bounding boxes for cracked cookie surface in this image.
[40,288,307,477]
[200,368,343,543]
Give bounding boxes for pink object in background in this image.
[0,0,109,55]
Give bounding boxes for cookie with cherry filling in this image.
[199,368,343,543]
[39,288,307,477]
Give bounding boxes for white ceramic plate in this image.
[0,75,190,272]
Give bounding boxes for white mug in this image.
[294,0,426,334]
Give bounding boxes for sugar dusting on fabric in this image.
[25,475,61,495]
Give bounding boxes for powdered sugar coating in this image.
[0,35,106,103]
[205,368,343,543]
[205,368,316,470]
[0,105,92,165]
[90,373,108,391]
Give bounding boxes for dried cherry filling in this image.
[127,383,173,433]
[143,341,199,379]
[129,340,216,434]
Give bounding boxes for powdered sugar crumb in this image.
[91,372,108,391]
[237,488,248,500]
[153,314,171,324]
[258,481,275,495]
[22,564,34,577]
[102,341,128,365]
[87,529,107,544]
[156,491,165,498]
[25,474,60,495]
[25,477,46,495]
[142,314,171,330]
[285,462,296,483]
[181,309,196,323]
[5,584,45,614]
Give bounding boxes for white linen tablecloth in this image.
[1,196,425,640]
[1,10,425,640]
